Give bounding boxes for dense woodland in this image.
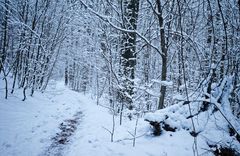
[0,0,240,155]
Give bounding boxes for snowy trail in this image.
[42,111,83,156]
[0,81,84,156]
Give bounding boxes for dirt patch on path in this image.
[43,111,83,156]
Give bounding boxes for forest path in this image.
[42,111,84,156]
[0,81,88,156]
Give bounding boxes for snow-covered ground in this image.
[0,81,83,156]
[1,80,239,156]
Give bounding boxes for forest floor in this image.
[1,80,239,156]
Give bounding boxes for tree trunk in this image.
[156,0,168,109]
[0,0,9,73]
[121,0,139,109]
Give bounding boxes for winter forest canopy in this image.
[0,0,240,156]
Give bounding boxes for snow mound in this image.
[145,100,240,155]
